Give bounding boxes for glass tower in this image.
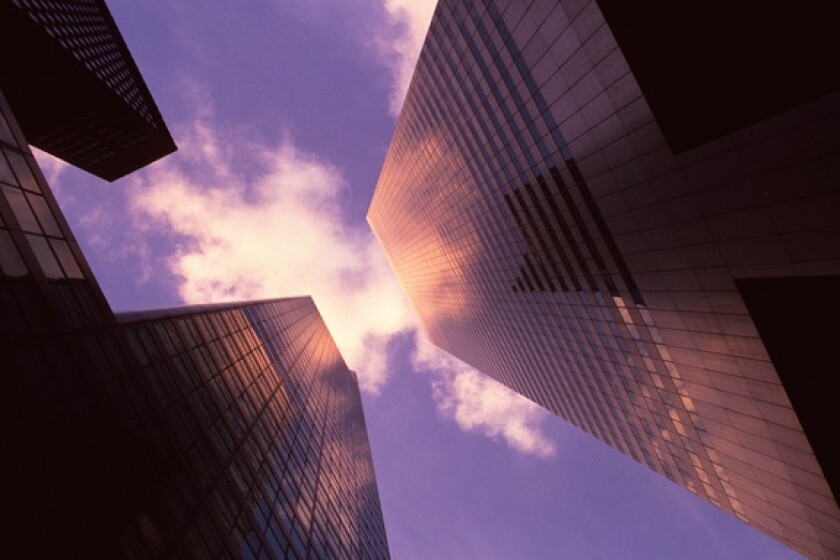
[368,1,840,558]
[0,0,176,180]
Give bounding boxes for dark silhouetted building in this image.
[368,1,840,558]
[0,0,176,180]
[0,5,389,558]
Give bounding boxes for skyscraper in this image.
[368,1,840,558]
[0,3,390,558]
[0,0,176,180]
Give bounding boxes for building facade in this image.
[0,0,176,180]
[368,1,840,558]
[0,6,389,557]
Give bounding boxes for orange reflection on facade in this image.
[369,130,483,344]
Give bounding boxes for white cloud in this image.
[376,0,437,114]
[413,331,557,458]
[129,117,413,393]
[125,112,554,456]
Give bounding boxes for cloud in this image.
[375,0,437,114]
[413,331,557,458]
[129,117,413,393]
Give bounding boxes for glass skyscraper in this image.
[368,1,840,558]
[0,0,177,180]
[0,2,390,557]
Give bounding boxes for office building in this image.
[368,1,840,558]
[0,0,176,180]
[0,3,390,557]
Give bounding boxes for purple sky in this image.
[39,1,803,558]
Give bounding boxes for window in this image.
[27,193,62,236]
[25,234,63,278]
[4,151,40,193]
[0,230,27,276]
[50,238,84,279]
[2,185,41,232]
[0,151,16,184]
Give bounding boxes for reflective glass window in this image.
[0,113,15,145]
[1,185,41,233]
[25,234,63,278]
[0,151,15,185]
[4,151,41,193]
[0,230,27,276]
[27,193,62,237]
[50,239,84,279]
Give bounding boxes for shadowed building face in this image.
[0,0,176,180]
[368,1,840,558]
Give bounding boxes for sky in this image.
[37,1,803,558]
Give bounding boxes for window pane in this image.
[0,230,27,277]
[5,151,41,193]
[0,113,14,146]
[27,193,62,237]
[25,234,63,279]
[0,151,16,185]
[50,239,84,279]
[1,185,41,233]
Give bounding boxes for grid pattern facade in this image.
[1,90,389,559]
[0,90,112,334]
[0,0,176,180]
[368,1,840,558]
[114,301,390,560]
[13,0,156,124]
